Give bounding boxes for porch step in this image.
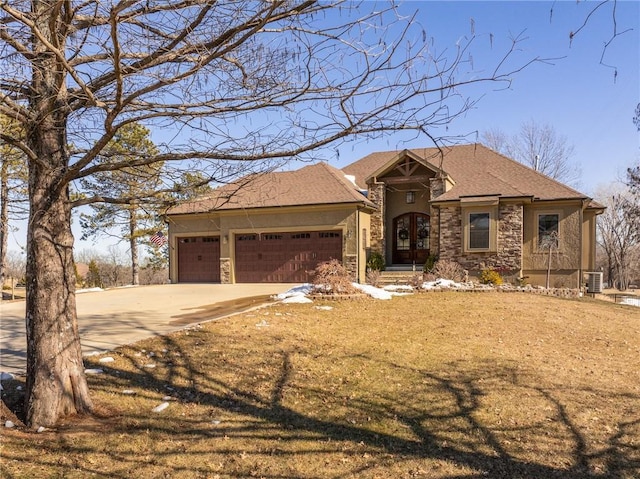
[376,269,424,286]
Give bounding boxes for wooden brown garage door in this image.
[235,231,342,283]
[177,236,221,282]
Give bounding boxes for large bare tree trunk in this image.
[24,1,93,427]
[25,120,93,427]
[0,159,8,298]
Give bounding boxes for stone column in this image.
[368,182,386,256]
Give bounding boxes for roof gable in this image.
[167,162,374,215]
[367,149,442,182]
[343,143,592,203]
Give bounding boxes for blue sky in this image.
[5,1,639,255]
[329,1,639,195]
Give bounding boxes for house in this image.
[166,144,604,287]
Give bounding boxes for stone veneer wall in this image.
[429,177,446,257]
[495,204,523,274]
[438,203,523,277]
[220,258,231,284]
[438,206,461,263]
[368,182,386,255]
[344,254,358,281]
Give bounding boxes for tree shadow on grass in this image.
[2,328,639,479]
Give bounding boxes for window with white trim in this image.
[462,205,497,252]
[538,213,559,249]
[469,212,490,249]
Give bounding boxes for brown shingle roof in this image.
[343,143,598,204]
[167,162,374,215]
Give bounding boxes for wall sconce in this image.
[345,230,352,239]
[406,191,415,204]
[223,235,228,244]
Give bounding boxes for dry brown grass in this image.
[1,292,639,478]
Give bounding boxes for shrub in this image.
[366,269,382,288]
[312,259,358,295]
[423,254,438,273]
[479,268,503,286]
[431,259,466,282]
[366,252,385,271]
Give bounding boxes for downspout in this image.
[356,206,361,283]
[578,199,587,290]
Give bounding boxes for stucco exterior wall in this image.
[582,209,599,272]
[522,202,584,288]
[168,205,367,283]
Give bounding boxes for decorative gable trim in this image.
[365,149,445,184]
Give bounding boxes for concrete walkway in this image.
[0,283,292,375]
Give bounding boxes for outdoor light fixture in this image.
[406,191,415,204]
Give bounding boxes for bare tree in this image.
[1,1,541,428]
[596,184,638,290]
[0,115,28,296]
[2,249,26,299]
[483,120,581,186]
[79,122,163,286]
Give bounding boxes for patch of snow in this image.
[76,287,104,294]
[352,283,394,300]
[122,390,136,395]
[274,283,414,302]
[621,297,640,307]
[274,284,313,301]
[162,396,175,401]
[255,319,270,327]
[98,356,115,363]
[421,278,464,290]
[152,402,169,413]
[143,363,156,369]
[36,426,46,433]
[5,420,15,428]
[314,305,333,311]
[281,294,313,304]
[0,372,15,381]
[84,368,104,374]
[383,285,414,292]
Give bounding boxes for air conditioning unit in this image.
[587,272,603,294]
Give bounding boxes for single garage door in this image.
[235,230,342,283]
[177,236,221,282]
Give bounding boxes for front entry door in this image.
[392,212,430,265]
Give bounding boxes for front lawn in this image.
[2,292,639,478]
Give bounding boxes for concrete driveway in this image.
[0,283,292,375]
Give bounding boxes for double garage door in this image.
[177,231,342,283]
[235,230,342,283]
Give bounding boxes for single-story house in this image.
[166,143,604,287]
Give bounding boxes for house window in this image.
[469,212,490,249]
[538,214,559,249]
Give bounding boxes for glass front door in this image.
[392,212,430,265]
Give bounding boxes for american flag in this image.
[150,231,167,246]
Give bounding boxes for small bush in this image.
[366,252,385,271]
[479,268,503,286]
[431,259,466,282]
[423,254,438,273]
[312,259,357,295]
[366,270,382,288]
